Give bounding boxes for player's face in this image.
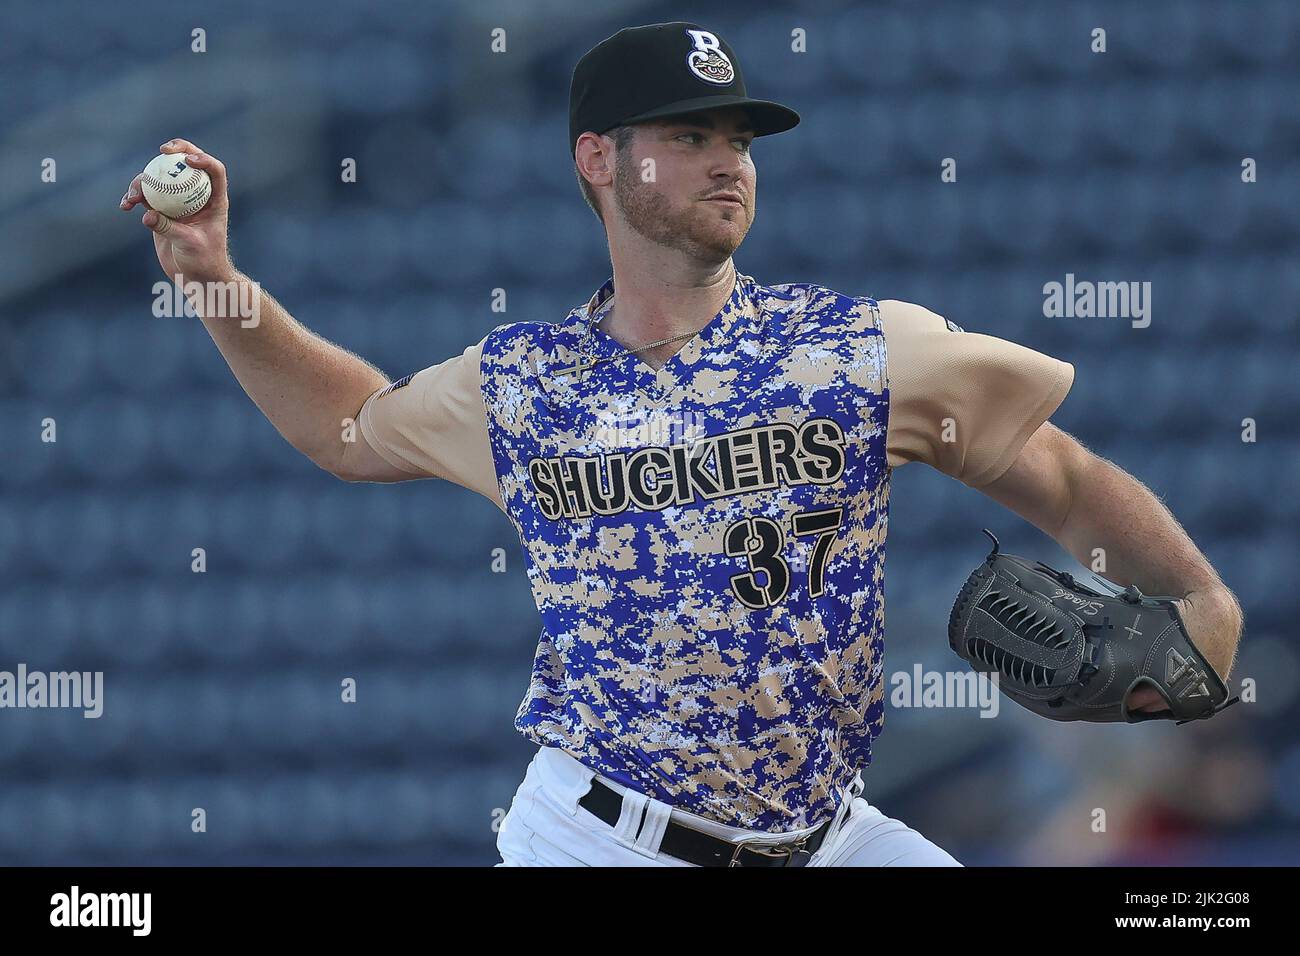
[611,107,757,264]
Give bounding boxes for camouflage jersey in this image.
[479,270,890,830]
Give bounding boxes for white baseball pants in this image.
[495,745,961,867]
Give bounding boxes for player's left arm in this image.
[877,298,1243,704]
[978,422,1244,685]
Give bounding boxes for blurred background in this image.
[1,0,1297,866]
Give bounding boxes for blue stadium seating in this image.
[1,0,1295,866]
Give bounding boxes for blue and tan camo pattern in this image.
[479,269,891,831]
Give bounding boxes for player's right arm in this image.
[120,138,419,483]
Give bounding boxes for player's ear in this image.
[575,132,614,188]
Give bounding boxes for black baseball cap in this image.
[569,22,800,156]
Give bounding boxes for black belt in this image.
[578,777,834,867]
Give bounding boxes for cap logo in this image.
[684,29,734,85]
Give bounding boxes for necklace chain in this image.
[624,325,708,355]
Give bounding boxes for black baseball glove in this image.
[948,529,1237,724]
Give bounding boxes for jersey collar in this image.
[569,266,760,403]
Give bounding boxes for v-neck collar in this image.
[577,266,757,402]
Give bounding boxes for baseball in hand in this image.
[139,153,212,219]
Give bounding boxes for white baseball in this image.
[139,153,212,219]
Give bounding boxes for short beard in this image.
[611,147,748,263]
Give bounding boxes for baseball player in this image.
[121,21,1243,866]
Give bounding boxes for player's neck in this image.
[597,257,736,363]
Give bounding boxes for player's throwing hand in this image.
[120,139,234,285]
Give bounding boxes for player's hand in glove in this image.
[120,139,234,285]
[948,529,1239,724]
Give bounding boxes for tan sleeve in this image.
[880,299,1075,487]
[358,337,504,511]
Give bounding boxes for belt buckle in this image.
[727,834,810,868]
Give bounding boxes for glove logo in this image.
[1166,647,1210,700]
